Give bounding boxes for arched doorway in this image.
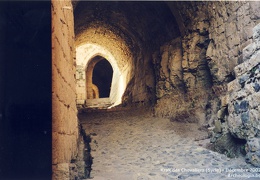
[92,58,113,98]
[85,55,114,100]
[76,42,131,108]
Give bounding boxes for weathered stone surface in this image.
[254,82,260,92]
[228,91,260,140]
[183,73,196,89]
[225,22,237,38]
[237,101,249,113]
[234,52,260,77]
[227,79,240,93]
[250,1,260,20]
[213,133,246,158]
[223,23,260,168]
[238,73,250,87]
[206,1,260,83]
[214,120,222,133]
[52,1,80,179]
[243,43,256,60]
[169,38,183,84]
[248,92,260,108]
[227,114,243,137]
[212,84,227,96]
[228,58,260,141]
[52,163,70,180]
[253,23,260,39]
[220,95,229,107]
[151,8,260,168]
[246,138,260,167]
[217,107,227,120]
[206,40,215,60]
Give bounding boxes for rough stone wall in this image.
[206,1,260,126]
[75,64,86,105]
[207,1,260,83]
[154,2,212,123]
[206,2,260,166]
[153,38,187,117]
[222,23,260,166]
[227,28,260,139]
[52,0,80,179]
[154,1,260,125]
[122,51,156,106]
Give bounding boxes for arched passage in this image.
[85,56,113,99]
[74,1,181,109]
[92,58,113,98]
[76,42,130,108]
[51,1,260,179]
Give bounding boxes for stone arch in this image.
[92,59,113,98]
[85,56,113,99]
[76,42,130,108]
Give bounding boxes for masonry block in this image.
[227,79,240,93]
[221,95,229,107]
[253,23,260,41]
[234,52,260,76]
[243,42,256,61]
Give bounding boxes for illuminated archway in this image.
[85,56,113,99]
[76,43,131,108]
[74,18,136,108]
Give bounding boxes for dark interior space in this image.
[74,1,180,52]
[92,59,113,98]
[0,1,52,179]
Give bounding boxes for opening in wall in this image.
[76,43,130,109]
[85,56,114,100]
[92,58,113,98]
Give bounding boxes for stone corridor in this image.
[1,1,260,179]
[79,108,259,180]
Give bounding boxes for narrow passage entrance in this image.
[92,58,113,98]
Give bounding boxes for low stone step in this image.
[85,98,112,108]
[88,176,107,180]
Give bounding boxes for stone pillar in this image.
[52,0,79,179]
